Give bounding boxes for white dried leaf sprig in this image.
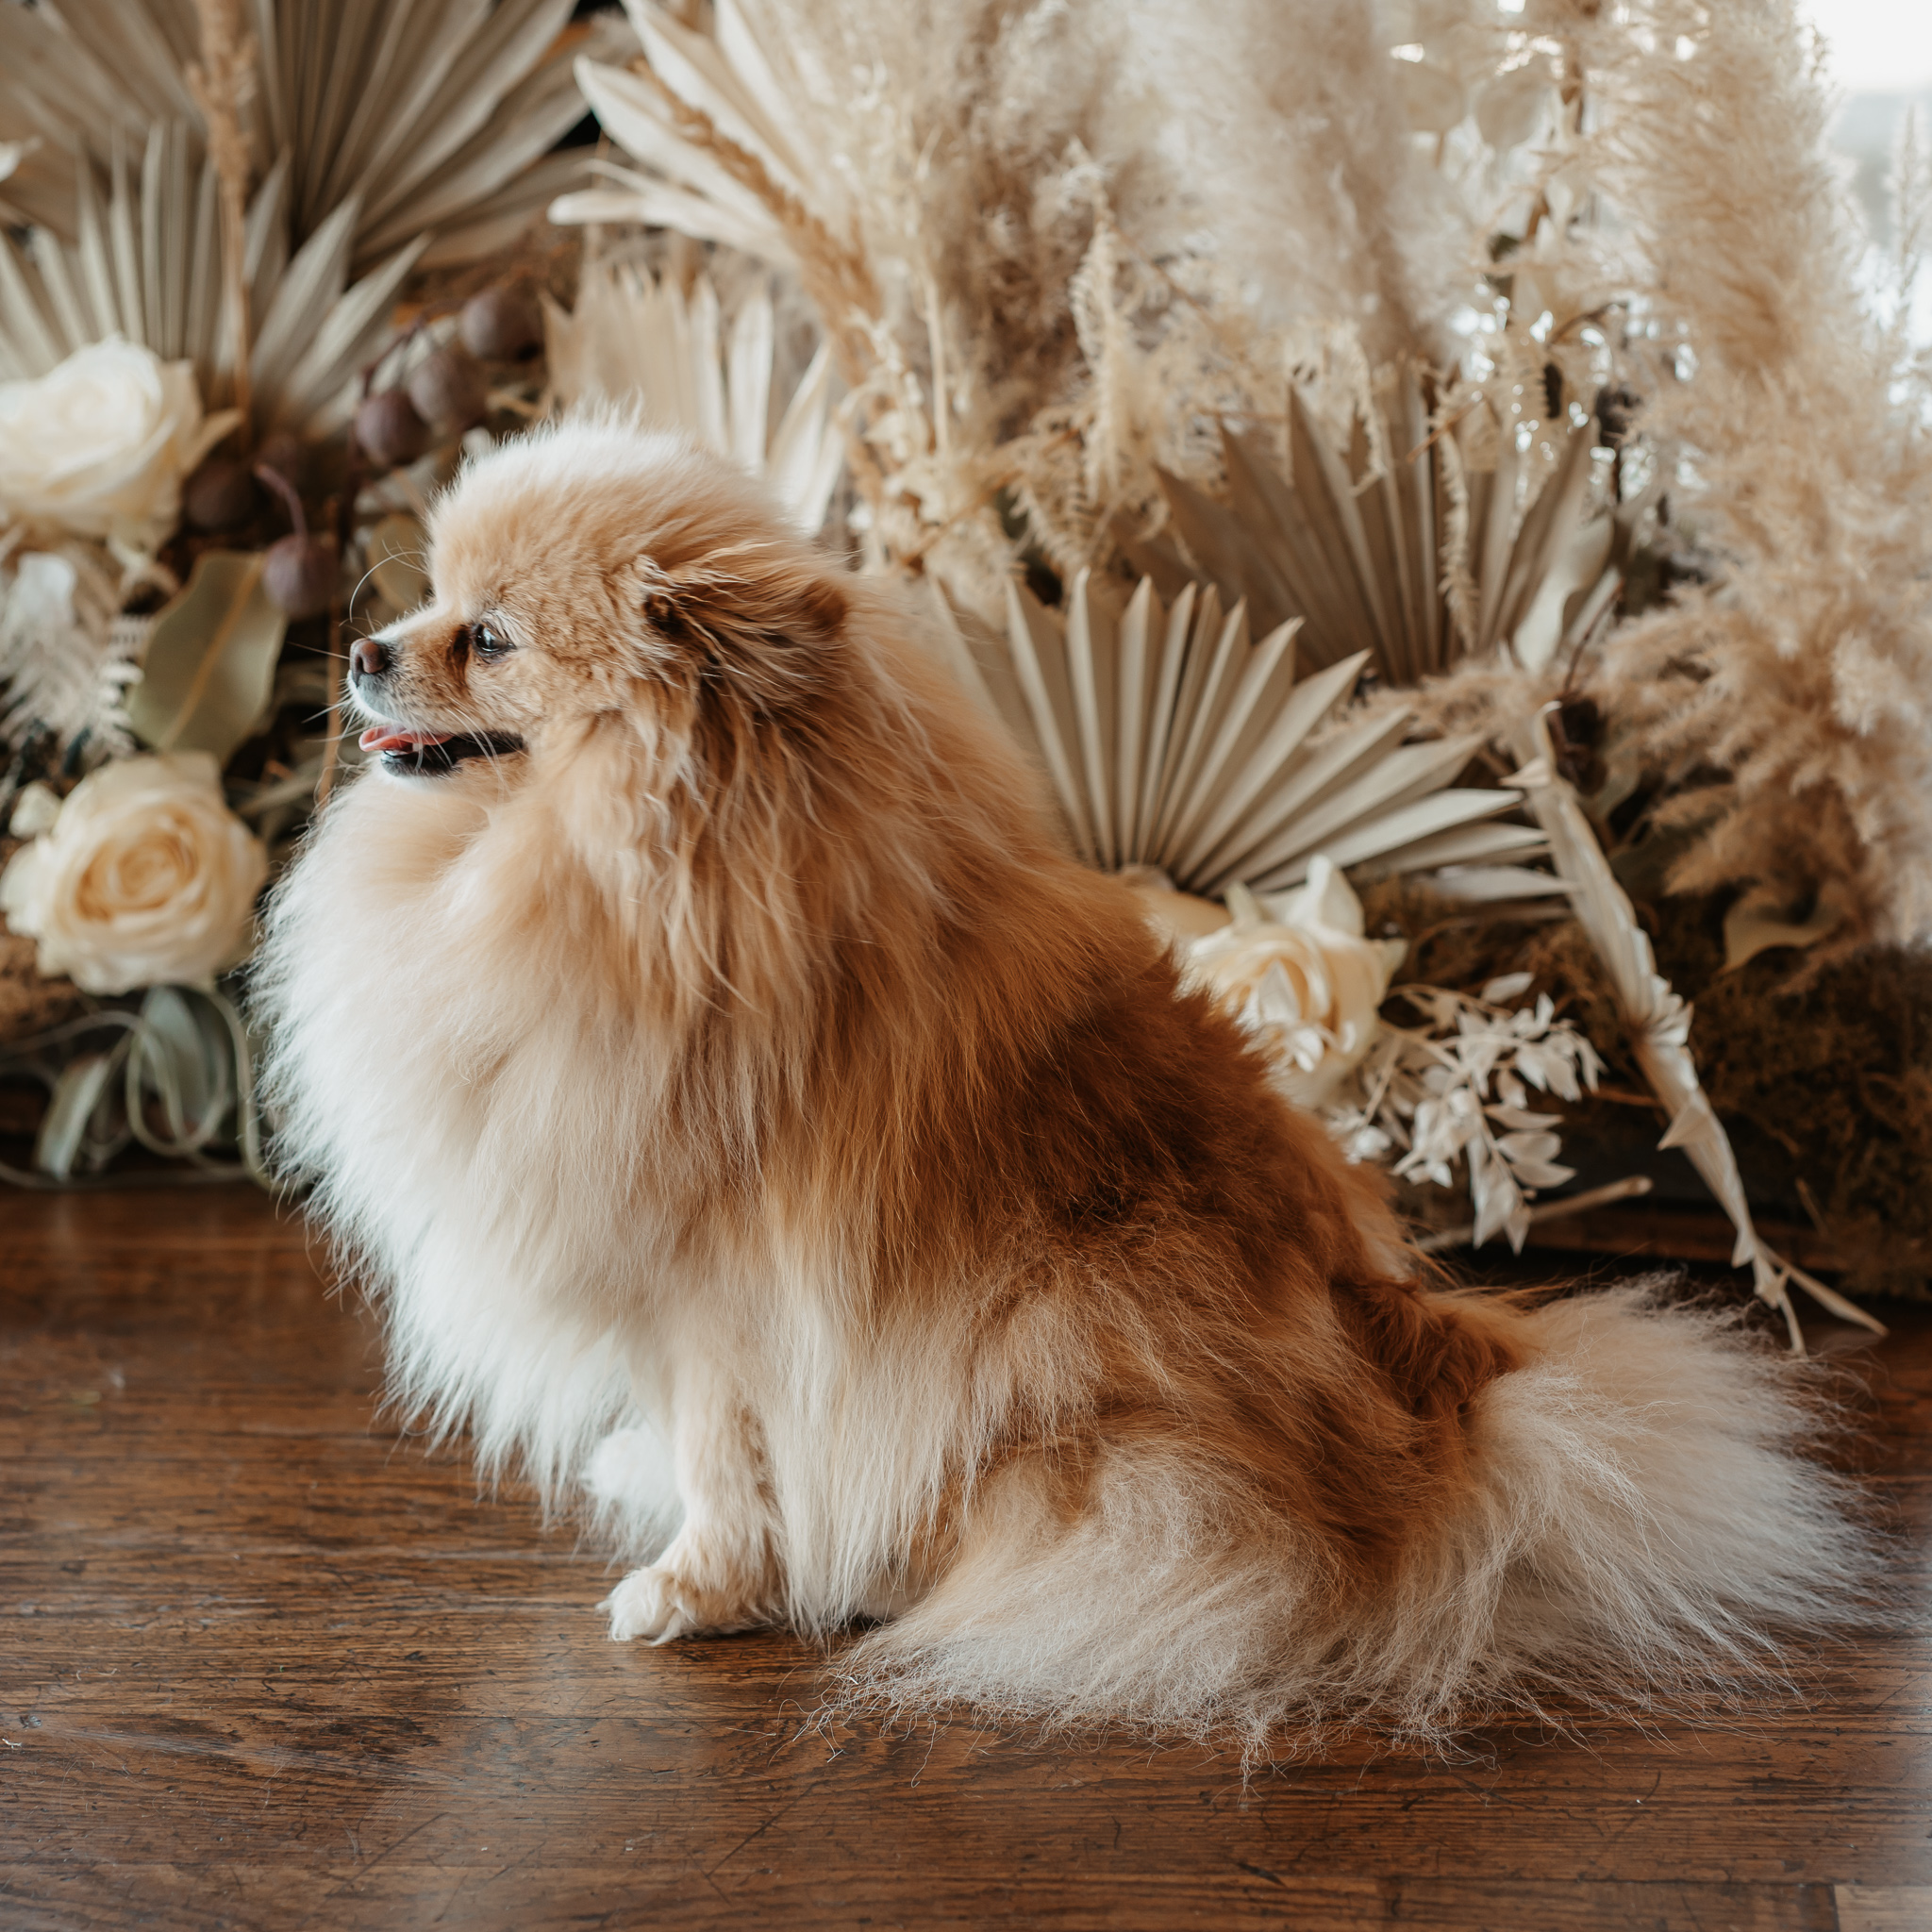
[1325,971,1605,1255]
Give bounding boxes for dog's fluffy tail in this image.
[834,1285,1883,1753]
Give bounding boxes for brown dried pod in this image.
[182,457,257,531]
[460,284,544,361]
[263,533,340,619]
[407,344,489,433]
[254,430,309,496]
[355,390,432,470]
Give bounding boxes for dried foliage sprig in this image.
[1325,972,1604,1255]
[1512,704,1885,1346]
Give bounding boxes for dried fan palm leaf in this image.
[924,572,1531,897]
[0,0,201,233]
[544,259,845,535]
[1124,370,1641,690]
[554,1,855,275]
[0,0,622,276]
[0,136,425,435]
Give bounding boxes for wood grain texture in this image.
[2,1189,1926,1931]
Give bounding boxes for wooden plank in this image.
[1519,1202,1849,1274]
[1837,1887,1932,1932]
[1,1187,1927,1930]
[0,1867,1853,1931]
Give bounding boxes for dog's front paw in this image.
[604,1563,698,1643]
[603,1532,774,1643]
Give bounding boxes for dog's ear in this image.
[633,547,848,710]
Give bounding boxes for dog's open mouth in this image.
[358,725,525,775]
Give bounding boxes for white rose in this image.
[0,339,231,549]
[0,753,268,994]
[1181,858,1407,1109]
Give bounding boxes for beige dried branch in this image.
[184,0,258,432]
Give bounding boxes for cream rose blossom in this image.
[0,339,229,549]
[1,753,268,993]
[1180,858,1407,1108]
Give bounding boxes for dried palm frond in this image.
[0,131,425,435]
[0,0,201,234]
[924,570,1541,898]
[544,258,844,534]
[1125,367,1640,690]
[0,1,623,276]
[555,2,846,280]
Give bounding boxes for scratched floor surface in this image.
[2,1188,1927,1931]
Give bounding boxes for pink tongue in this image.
[359,725,456,755]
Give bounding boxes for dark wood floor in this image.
[3,1188,1927,1932]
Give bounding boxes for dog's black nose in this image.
[350,637,390,679]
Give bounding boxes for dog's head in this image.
[349,421,849,782]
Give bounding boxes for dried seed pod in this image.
[355,390,431,469]
[263,534,340,619]
[460,284,544,361]
[407,345,489,433]
[182,458,257,531]
[254,430,308,496]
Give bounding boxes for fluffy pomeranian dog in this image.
[258,418,1874,1750]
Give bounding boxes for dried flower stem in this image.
[186,0,258,431]
[316,619,346,808]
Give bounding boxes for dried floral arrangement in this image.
[0,0,1924,1343]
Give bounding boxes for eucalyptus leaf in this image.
[130,985,235,1150]
[34,1050,119,1180]
[125,552,288,768]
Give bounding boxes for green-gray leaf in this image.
[34,1052,119,1180]
[125,551,290,768]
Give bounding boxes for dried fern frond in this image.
[0,544,140,759]
[544,258,845,534]
[924,571,1538,897]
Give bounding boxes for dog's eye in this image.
[472,624,512,663]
